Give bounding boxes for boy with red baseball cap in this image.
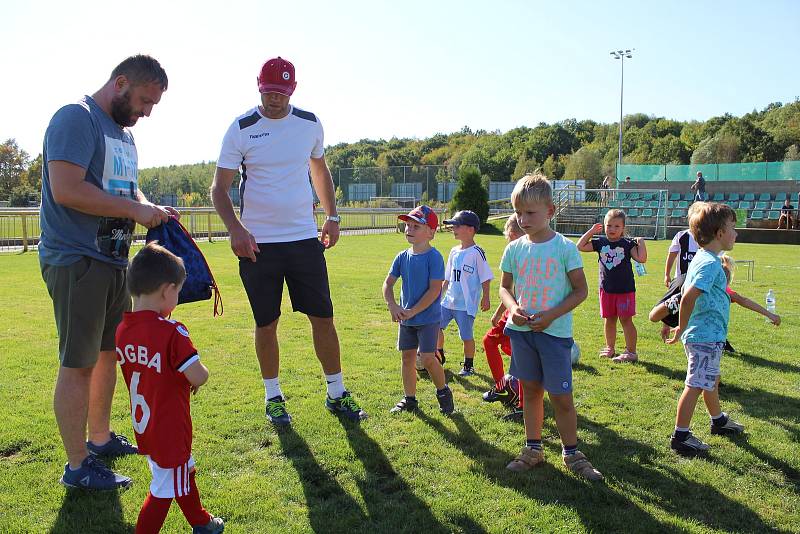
[382,206,454,414]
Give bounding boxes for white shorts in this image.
[146,455,196,499]
[684,342,723,391]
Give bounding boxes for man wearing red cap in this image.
[211,56,367,425]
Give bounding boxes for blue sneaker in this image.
[193,516,225,533]
[60,455,132,491]
[86,432,138,457]
[266,395,292,426]
[326,390,368,421]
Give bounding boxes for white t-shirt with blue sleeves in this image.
[441,245,493,317]
[389,247,445,326]
[681,248,730,343]
[500,233,583,338]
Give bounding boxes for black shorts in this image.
[657,274,685,328]
[239,238,333,327]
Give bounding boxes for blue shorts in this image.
[684,342,723,391]
[505,328,574,394]
[398,322,439,353]
[439,306,475,341]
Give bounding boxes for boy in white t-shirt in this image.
[437,210,493,376]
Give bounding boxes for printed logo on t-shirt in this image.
[599,245,625,270]
[176,325,189,337]
[97,135,137,260]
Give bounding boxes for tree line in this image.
[2,100,798,206]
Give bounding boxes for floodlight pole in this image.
[610,49,633,176]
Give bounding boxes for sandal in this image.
[563,451,604,481]
[599,346,616,359]
[506,446,544,472]
[612,351,638,363]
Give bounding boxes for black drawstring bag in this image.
[146,216,223,316]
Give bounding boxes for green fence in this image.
[618,161,800,182]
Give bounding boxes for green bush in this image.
[449,167,489,224]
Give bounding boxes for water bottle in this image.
[633,260,647,276]
[765,289,776,318]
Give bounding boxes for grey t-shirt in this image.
[40,96,138,267]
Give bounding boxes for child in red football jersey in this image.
[482,214,525,411]
[116,243,224,534]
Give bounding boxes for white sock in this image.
[264,377,283,401]
[325,372,345,399]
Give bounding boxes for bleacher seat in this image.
[628,193,640,200]
[738,201,753,210]
[670,209,686,218]
[642,193,655,201]
[755,201,769,210]
[641,209,653,217]
[635,200,646,208]
[617,192,628,200]
[621,200,632,208]
[648,201,660,208]
[712,193,725,201]
[728,193,740,201]
[750,210,765,219]
[770,201,784,210]
[666,201,674,209]
[684,193,694,201]
[768,211,780,220]
[725,201,738,208]
[758,193,771,201]
[669,193,681,201]
[608,199,620,208]
[677,201,689,209]
[628,209,640,217]
[775,192,787,201]
[743,193,755,201]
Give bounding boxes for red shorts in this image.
[599,289,636,318]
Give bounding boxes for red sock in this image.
[136,493,172,534]
[483,334,507,386]
[176,469,212,527]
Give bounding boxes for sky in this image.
[2,0,799,169]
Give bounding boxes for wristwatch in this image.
[326,215,341,223]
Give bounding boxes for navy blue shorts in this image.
[505,328,574,394]
[398,322,439,353]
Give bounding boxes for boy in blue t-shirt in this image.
[383,206,454,414]
[667,202,743,455]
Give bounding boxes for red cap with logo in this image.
[257,57,297,96]
[398,205,439,230]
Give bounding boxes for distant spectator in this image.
[777,198,794,230]
[691,171,707,202]
[625,176,631,185]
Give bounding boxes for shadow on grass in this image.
[340,420,479,534]
[276,427,367,533]
[726,350,800,375]
[50,485,132,534]
[416,411,775,533]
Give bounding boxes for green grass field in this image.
[1,231,799,533]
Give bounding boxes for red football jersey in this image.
[116,310,199,468]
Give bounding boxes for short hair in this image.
[503,213,523,239]
[604,208,626,226]
[127,242,186,297]
[687,202,736,246]
[511,171,553,208]
[110,55,168,90]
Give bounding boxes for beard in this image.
[110,91,139,127]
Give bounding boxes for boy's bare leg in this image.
[421,352,446,389]
[649,303,668,322]
[603,317,617,351]
[701,377,722,418]
[401,349,418,397]
[521,380,545,441]
[675,386,703,429]
[463,339,475,358]
[549,392,578,447]
[619,316,638,353]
